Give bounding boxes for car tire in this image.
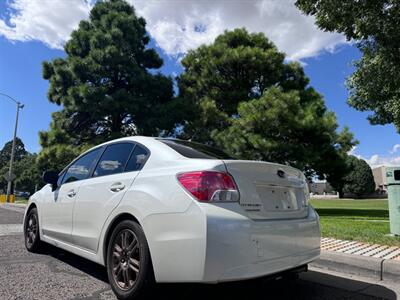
[24,207,42,252]
[106,220,154,300]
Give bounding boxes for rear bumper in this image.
[144,202,320,283]
[201,204,321,282]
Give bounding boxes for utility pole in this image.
[0,92,24,203]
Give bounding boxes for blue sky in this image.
[0,0,399,167]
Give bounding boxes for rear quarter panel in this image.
[98,158,226,281]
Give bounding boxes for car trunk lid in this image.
[223,160,309,220]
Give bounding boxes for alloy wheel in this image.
[26,213,38,248]
[112,229,141,291]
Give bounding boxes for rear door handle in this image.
[110,182,125,192]
[67,189,76,197]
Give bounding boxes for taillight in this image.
[177,171,239,202]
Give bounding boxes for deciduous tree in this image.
[343,156,375,198]
[0,137,27,169]
[296,0,400,131]
[0,139,41,194]
[13,154,42,194]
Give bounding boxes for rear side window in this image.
[93,143,134,177]
[159,139,233,159]
[125,145,149,172]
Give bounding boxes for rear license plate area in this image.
[256,185,299,211]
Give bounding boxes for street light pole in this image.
[6,103,23,202]
[0,92,24,203]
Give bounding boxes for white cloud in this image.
[347,146,358,156]
[130,0,346,61]
[0,0,346,61]
[364,155,400,168]
[0,0,91,49]
[390,144,400,154]
[351,144,400,168]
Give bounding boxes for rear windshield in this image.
[159,139,233,160]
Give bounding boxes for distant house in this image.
[308,180,335,195]
[372,166,388,193]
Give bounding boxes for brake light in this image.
[177,171,239,202]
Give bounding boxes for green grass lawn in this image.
[14,197,28,204]
[310,198,400,247]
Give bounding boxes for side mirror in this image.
[42,171,59,190]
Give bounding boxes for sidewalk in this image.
[312,237,400,282]
[321,237,400,261]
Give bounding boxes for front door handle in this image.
[67,189,76,197]
[110,182,125,192]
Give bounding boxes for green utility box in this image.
[386,167,400,236]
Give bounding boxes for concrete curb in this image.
[310,251,400,282]
[383,258,400,282]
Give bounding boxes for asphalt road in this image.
[0,205,399,300]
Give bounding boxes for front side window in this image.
[125,144,149,172]
[62,148,102,184]
[93,143,135,177]
[57,171,65,187]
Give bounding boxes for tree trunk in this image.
[111,114,122,136]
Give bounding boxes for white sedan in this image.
[24,136,320,299]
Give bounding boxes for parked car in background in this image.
[15,191,30,199]
[23,136,320,299]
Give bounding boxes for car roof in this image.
[96,135,156,146]
[60,136,185,174]
[81,136,185,162]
